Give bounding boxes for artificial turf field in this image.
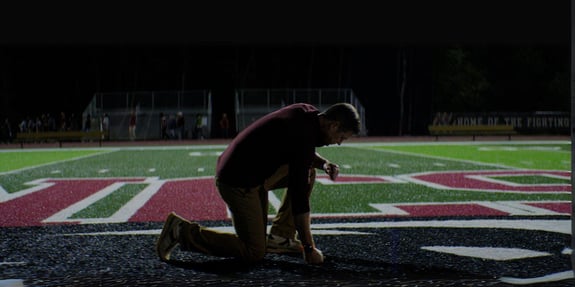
[0,139,573,286]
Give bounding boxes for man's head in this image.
[318,103,361,146]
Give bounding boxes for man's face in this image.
[320,122,354,146]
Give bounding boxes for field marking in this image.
[47,218,575,285]
[421,246,551,261]
[397,170,570,194]
[0,149,118,176]
[499,270,574,285]
[42,177,164,224]
[0,262,26,266]
[344,140,570,147]
[370,201,570,216]
[0,279,24,287]
[0,179,55,202]
[465,173,570,187]
[57,218,572,237]
[352,145,519,170]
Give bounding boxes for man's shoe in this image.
[266,234,303,254]
[156,212,186,261]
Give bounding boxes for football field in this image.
[0,139,573,286]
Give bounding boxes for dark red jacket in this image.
[216,103,321,215]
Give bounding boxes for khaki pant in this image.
[179,164,316,263]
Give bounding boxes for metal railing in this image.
[235,89,367,136]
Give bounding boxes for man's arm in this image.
[313,152,339,181]
[294,212,324,264]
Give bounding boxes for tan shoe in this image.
[156,212,186,261]
[266,234,303,254]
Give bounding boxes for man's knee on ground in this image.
[242,247,266,263]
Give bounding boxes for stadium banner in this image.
[431,111,570,134]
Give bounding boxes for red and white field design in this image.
[0,170,570,227]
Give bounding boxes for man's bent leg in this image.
[180,179,269,263]
[268,167,316,241]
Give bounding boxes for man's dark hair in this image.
[319,103,361,135]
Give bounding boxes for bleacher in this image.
[235,89,368,136]
[82,90,212,141]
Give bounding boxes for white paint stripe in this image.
[369,203,410,215]
[387,163,400,168]
[197,167,205,172]
[148,168,156,173]
[60,227,372,237]
[311,219,571,235]
[43,182,127,223]
[0,279,24,287]
[421,246,551,261]
[56,219,571,237]
[316,175,405,185]
[0,179,55,203]
[107,179,165,223]
[397,171,570,194]
[345,140,571,148]
[268,191,282,212]
[98,169,109,174]
[478,201,563,216]
[466,174,570,187]
[354,146,518,170]
[189,151,224,157]
[499,270,574,285]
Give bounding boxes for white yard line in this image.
[353,145,519,170]
[499,270,574,285]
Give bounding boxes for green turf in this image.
[371,143,570,170]
[0,149,223,193]
[490,175,570,185]
[71,183,148,218]
[0,142,570,217]
[0,150,108,173]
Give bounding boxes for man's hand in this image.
[323,162,339,181]
[303,247,324,265]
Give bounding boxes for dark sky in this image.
[0,0,569,135]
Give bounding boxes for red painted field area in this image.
[0,170,570,227]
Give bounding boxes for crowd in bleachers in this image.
[0,112,92,144]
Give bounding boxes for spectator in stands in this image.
[47,113,56,131]
[176,111,185,140]
[219,112,230,138]
[160,112,168,140]
[129,111,137,141]
[195,113,204,140]
[102,113,110,140]
[19,118,27,133]
[34,116,42,133]
[42,114,49,132]
[167,114,177,139]
[27,116,35,133]
[156,103,361,265]
[84,114,92,132]
[70,113,79,131]
[1,118,12,143]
